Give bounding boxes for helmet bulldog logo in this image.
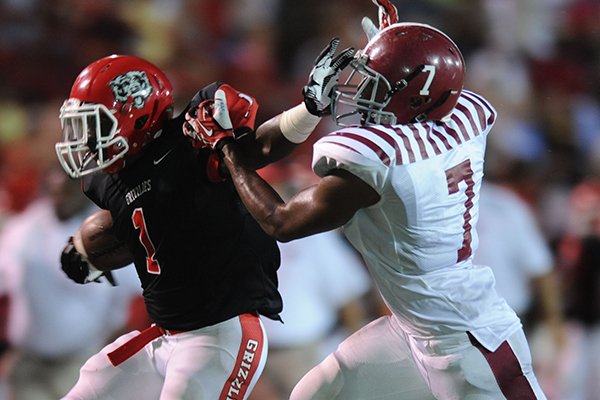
[109,71,153,109]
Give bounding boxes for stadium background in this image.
[0,1,599,399]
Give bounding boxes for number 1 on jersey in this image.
[445,160,475,262]
[132,208,161,274]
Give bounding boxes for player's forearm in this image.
[245,103,321,168]
[245,34,351,167]
[220,142,291,240]
[247,114,298,168]
[222,145,376,242]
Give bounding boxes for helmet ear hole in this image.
[135,115,149,129]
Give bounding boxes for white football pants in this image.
[62,313,267,400]
[290,315,547,400]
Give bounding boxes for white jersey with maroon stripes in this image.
[312,90,521,351]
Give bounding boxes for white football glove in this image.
[361,17,379,41]
[362,0,400,41]
[303,37,355,116]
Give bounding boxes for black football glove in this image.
[60,237,117,286]
[303,37,355,116]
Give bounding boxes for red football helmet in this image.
[332,22,465,126]
[56,55,174,177]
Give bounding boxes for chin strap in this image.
[387,65,425,98]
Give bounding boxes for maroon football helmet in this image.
[56,55,174,177]
[332,22,465,126]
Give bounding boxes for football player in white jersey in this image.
[186,1,547,398]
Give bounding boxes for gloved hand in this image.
[303,37,355,116]
[361,17,379,41]
[183,83,258,150]
[361,0,400,41]
[373,0,398,29]
[60,237,116,285]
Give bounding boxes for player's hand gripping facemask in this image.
[182,83,258,151]
[302,37,355,117]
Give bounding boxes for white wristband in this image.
[279,103,321,143]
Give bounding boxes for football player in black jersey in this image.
[55,39,354,399]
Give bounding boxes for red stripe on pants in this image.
[468,332,537,399]
[219,313,264,400]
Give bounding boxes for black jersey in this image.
[82,112,282,331]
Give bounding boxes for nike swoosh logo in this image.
[238,93,254,118]
[153,149,173,165]
[199,123,213,137]
[238,93,254,106]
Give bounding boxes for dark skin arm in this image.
[234,36,353,168]
[220,142,381,242]
[234,114,301,170]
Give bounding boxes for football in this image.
[73,209,134,271]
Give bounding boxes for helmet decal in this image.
[109,71,153,109]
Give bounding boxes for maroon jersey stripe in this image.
[461,92,487,131]
[463,91,496,125]
[425,125,442,155]
[409,125,429,160]
[320,139,363,157]
[219,314,265,400]
[0,295,8,344]
[468,333,537,400]
[451,107,474,139]
[391,127,416,163]
[456,99,484,138]
[364,126,403,164]
[431,127,452,151]
[445,119,466,143]
[329,131,391,166]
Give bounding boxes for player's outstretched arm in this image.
[220,143,380,241]
[183,38,354,169]
[250,37,354,167]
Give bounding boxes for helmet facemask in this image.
[56,99,129,178]
[332,54,398,126]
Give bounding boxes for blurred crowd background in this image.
[0,0,599,399]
